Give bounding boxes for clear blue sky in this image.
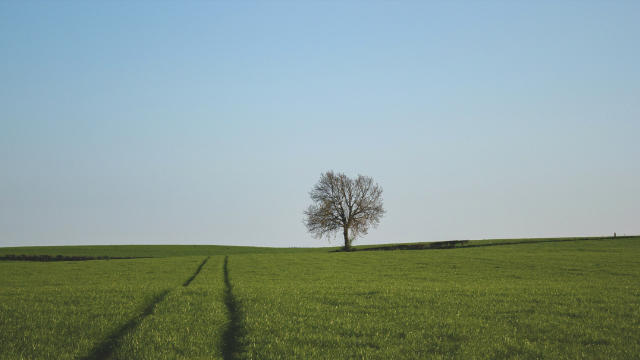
[1,1,638,248]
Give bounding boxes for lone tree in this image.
[303,171,385,251]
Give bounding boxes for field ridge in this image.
[351,235,636,252]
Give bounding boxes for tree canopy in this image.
[303,171,385,251]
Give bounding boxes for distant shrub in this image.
[428,240,468,249]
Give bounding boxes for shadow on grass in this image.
[81,289,170,360]
[222,255,244,360]
[348,235,636,253]
[183,256,210,287]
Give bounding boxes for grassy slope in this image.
[230,238,640,359]
[0,244,337,258]
[351,235,635,250]
[1,237,638,359]
[112,256,228,360]
[2,236,635,258]
[0,257,206,360]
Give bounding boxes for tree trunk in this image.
[343,227,351,251]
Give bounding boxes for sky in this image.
[1,1,639,248]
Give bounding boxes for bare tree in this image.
[303,171,385,251]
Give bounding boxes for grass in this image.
[110,256,229,360]
[2,235,631,258]
[0,257,206,360]
[0,237,638,359]
[229,238,640,359]
[350,235,634,251]
[0,244,335,258]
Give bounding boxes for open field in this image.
[0,244,335,258]
[231,239,640,359]
[2,236,634,259]
[0,257,207,359]
[1,237,639,359]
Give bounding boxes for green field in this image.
[0,244,333,258]
[1,237,639,359]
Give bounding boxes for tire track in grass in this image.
[183,256,210,286]
[222,255,244,360]
[80,290,170,360]
[81,256,211,360]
